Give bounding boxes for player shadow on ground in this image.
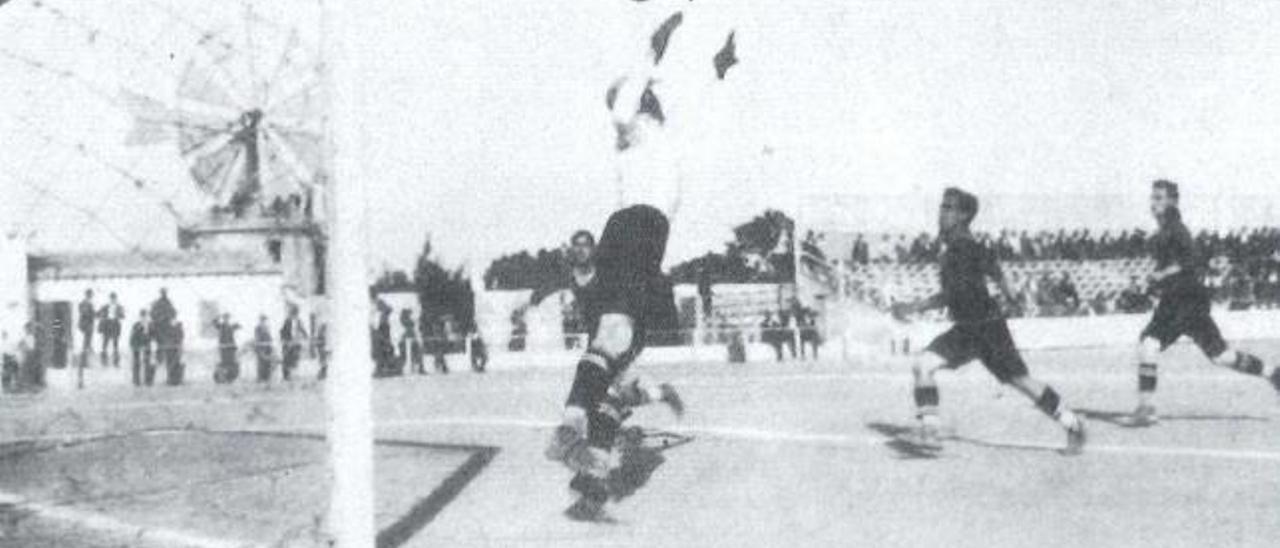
[606,427,695,502]
[864,422,942,460]
[866,421,1067,458]
[1075,407,1270,428]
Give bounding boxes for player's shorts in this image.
[590,205,679,345]
[1140,290,1226,358]
[924,319,1029,383]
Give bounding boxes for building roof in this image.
[30,249,282,281]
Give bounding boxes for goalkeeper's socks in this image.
[1035,387,1080,430]
[566,351,614,410]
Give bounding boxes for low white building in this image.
[29,249,292,360]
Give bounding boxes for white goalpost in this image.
[322,0,376,546]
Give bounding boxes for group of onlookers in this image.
[370,301,487,377]
[77,288,188,387]
[64,288,327,388]
[213,304,323,384]
[758,307,822,361]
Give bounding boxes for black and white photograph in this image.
[1,1,1279,546]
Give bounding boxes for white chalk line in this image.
[370,416,1280,463]
[8,368,1265,416]
[0,491,260,548]
[24,417,1274,463]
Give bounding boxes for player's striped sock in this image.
[1138,362,1158,393]
[1229,351,1265,376]
[1035,387,1080,430]
[913,385,939,419]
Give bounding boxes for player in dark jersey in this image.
[896,188,1086,454]
[1131,180,1280,426]
[544,207,683,521]
[561,228,682,416]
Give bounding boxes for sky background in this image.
[3,0,1280,275]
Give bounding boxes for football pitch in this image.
[2,341,1278,547]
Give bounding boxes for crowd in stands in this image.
[842,227,1280,316]
[850,227,1280,265]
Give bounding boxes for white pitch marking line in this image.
[371,416,1280,463]
[0,490,260,548]
[0,369,1256,414]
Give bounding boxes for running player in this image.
[1131,180,1280,425]
[544,206,683,521]
[895,188,1087,454]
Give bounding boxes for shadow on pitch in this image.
[607,427,695,502]
[866,421,1068,457]
[1076,408,1270,429]
[865,422,942,460]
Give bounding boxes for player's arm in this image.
[894,292,944,320]
[1148,264,1180,284]
[530,274,572,306]
[986,254,1025,316]
[915,292,946,312]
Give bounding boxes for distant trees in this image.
[484,247,570,292]
[370,238,474,331]
[413,239,474,331]
[669,209,795,284]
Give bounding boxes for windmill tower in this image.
[123,5,327,303]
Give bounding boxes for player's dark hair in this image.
[570,230,595,246]
[943,187,979,223]
[1152,179,1179,200]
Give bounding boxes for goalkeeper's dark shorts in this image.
[925,319,1028,383]
[583,204,679,346]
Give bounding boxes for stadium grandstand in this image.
[806,227,1280,319]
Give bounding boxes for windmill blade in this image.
[263,30,304,105]
[259,131,309,198]
[264,114,323,140]
[125,115,175,146]
[122,87,241,147]
[188,141,244,200]
[178,123,237,158]
[179,56,244,114]
[265,124,323,184]
[266,80,321,123]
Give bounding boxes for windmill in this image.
[122,4,324,220]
